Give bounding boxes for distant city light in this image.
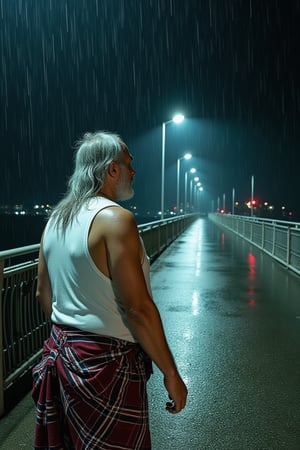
[246,200,257,208]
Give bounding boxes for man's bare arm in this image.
[101,208,188,413]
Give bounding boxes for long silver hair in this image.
[50,131,123,228]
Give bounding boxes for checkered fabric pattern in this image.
[32,324,153,449]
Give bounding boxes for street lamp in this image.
[161,113,184,219]
[193,184,202,212]
[232,187,235,215]
[190,176,199,211]
[197,186,204,213]
[176,152,192,214]
[184,168,196,213]
[251,175,254,217]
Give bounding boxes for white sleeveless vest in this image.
[42,197,151,342]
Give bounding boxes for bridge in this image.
[0,214,300,449]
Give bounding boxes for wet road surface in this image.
[148,218,300,450]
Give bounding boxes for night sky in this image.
[1,0,300,216]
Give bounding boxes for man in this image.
[33,131,187,449]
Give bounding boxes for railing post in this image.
[287,226,291,266]
[0,258,4,417]
[158,222,161,255]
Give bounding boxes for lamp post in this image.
[184,168,196,213]
[251,175,254,217]
[198,186,204,213]
[176,152,192,214]
[161,113,184,219]
[190,176,199,211]
[194,182,202,212]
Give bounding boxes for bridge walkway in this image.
[0,217,300,449]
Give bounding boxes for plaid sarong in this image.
[32,324,153,449]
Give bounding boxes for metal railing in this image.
[0,214,197,416]
[209,213,300,276]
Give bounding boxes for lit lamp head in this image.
[172,114,185,124]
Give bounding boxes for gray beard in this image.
[116,186,134,202]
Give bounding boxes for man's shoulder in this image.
[94,206,137,235]
[98,205,134,220]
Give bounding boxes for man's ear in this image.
[107,160,119,178]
